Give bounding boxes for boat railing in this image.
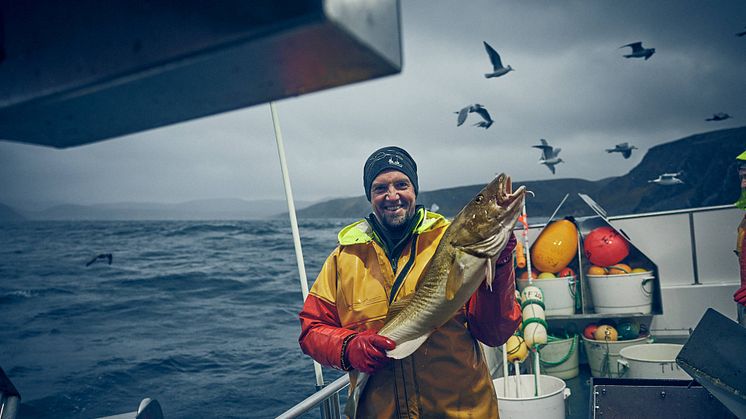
[276,374,349,419]
[277,204,738,418]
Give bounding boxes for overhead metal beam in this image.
[0,0,402,148]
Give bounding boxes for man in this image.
[298,146,521,417]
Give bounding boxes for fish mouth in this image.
[496,174,526,208]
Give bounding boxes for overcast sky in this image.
[1,1,745,210]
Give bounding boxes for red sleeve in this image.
[299,294,357,370]
[465,261,521,347]
[740,232,746,287]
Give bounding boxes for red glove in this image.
[735,286,746,305]
[344,330,396,374]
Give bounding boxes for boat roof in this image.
[0,1,402,149]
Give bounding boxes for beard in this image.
[376,203,415,231]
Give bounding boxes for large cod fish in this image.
[346,173,525,418]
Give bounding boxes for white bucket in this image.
[517,276,576,316]
[617,343,691,380]
[539,336,579,379]
[582,334,653,378]
[587,271,654,314]
[493,375,571,419]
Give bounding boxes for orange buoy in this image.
[607,263,632,275]
[515,240,527,269]
[519,270,538,280]
[587,265,607,275]
[531,219,578,273]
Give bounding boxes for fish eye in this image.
[475,194,484,203]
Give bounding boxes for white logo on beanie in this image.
[388,157,402,167]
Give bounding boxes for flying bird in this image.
[86,253,113,267]
[736,27,746,37]
[648,172,684,186]
[620,42,655,60]
[532,138,564,174]
[605,142,638,159]
[705,112,732,121]
[455,104,494,129]
[482,41,513,78]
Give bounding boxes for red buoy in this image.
[583,226,629,266]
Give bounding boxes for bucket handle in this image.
[617,359,629,377]
[641,277,654,297]
[563,388,572,400]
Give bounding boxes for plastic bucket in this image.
[539,335,579,379]
[582,334,653,378]
[587,271,654,314]
[617,343,691,379]
[493,375,571,419]
[517,276,576,316]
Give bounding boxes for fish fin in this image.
[345,371,367,419]
[385,295,412,322]
[485,257,495,291]
[386,332,432,359]
[446,251,467,301]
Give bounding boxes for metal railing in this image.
[276,374,349,419]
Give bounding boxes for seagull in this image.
[648,172,684,186]
[483,41,513,78]
[619,42,655,60]
[705,112,732,121]
[455,104,494,129]
[532,138,564,174]
[736,27,746,37]
[605,142,638,159]
[86,253,113,267]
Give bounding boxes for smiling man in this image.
[298,146,521,418]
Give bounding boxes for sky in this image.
[1,1,745,210]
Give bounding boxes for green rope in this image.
[520,298,545,310]
[538,335,577,367]
[521,317,549,330]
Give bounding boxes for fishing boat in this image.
[277,202,744,419]
[1,2,743,418]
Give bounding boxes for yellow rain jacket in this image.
[299,210,521,418]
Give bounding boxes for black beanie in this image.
[363,146,419,201]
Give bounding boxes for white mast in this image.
[269,102,325,388]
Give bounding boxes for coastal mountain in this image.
[0,203,25,221]
[296,126,745,220]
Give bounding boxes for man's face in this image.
[739,167,746,189]
[370,169,417,230]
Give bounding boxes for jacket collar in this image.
[338,208,447,246]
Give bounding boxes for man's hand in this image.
[345,330,396,374]
[735,285,746,305]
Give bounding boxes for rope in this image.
[521,317,548,331]
[538,335,577,367]
[520,298,545,310]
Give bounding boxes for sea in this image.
[0,219,358,419]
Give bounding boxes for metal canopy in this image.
[0,0,402,148]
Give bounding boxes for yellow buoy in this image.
[593,325,618,341]
[505,335,529,362]
[531,219,579,273]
